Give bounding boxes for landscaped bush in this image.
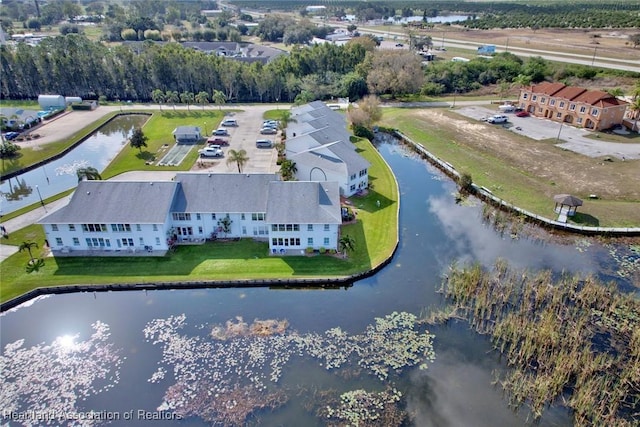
[305,247,314,254]
[353,124,374,141]
[319,247,326,254]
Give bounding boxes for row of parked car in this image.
[198,118,279,157]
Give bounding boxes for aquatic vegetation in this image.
[0,322,123,426]
[319,387,406,427]
[604,242,640,279]
[434,260,640,425]
[143,311,435,426]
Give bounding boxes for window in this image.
[242,226,247,235]
[324,224,330,231]
[286,224,293,231]
[198,226,203,234]
[153,224,158,231]
[252,213,265,221]
[556,112,562,119]
[82,224,107,232]
[550,99,556,106]
[121,238,134,247]
[172,213,191,221]
[350,174,356,180]
[211,213,216,220]
[139,237,144,246]
[579,106,586,113]
[359,169,367,177]
[559,101,565,109]
[577,117,583,124]
[591,108,599,116]
[540,97,546,104]
[73,237,80,246]
[293,224,299,231]
[350,185,356,192]
[532,95,537,101]
[241,213,245,220]
[307,224,313,231]
[196,213,201,220]
[155,237,160,245]
[570,104,576,111]
[523,93,529,99]
[272,238,278,246]
[111,224,131,232]
[272,224,278,232]
[55,237,63,246]
[68,224,75,231]
[278,224,285,231]
[324,237,330,246]
[51,224,58,231]
[136,224,141,231]
[308,237,313,246]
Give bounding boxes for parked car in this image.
[207,137,229,146]
[198,147,223,157]
[260,127,277,135]
[263,120,279,127]
[212,128,229,136]
[487,115,508,124]
[4,131,20,140]
[395,43,404,47]
[256,139,274,148]
[515,111,530,117]
[221,118,238,127]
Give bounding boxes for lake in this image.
[1,136,637,426]
[0,114,149,215]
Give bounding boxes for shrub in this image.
[319,247,326,254]
[459,172,473,193]
[305,247,314,254]
[353,124,374,141]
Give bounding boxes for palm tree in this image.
[19,241,38,265]
[180,91,194,111]
[212,90,226,110]
[338,235,355,257]
[76,166,102,182]
[151,89,165,111]
[226,149,249,173]
[165,90,179,110]
[195,91,209,110]
[279,159,297,181]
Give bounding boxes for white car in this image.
[221,119,238,127]
[198,147,223,157]
[212,128,229,136]
[487,115,508,124]
[256,139,274,148]
[260,127,277,135]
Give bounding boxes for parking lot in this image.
[455,106,640,160]
[194,106,280,173]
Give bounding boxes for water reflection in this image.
[0,114,148,214]
[4,136,636,426]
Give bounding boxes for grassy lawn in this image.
[101,109,224,178]
[0,136,399,304]
[380,108,640,227]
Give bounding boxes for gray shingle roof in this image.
[38,180,178,224]
[266,181,341,224]
[172,173,277,213]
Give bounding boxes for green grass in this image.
[0,136,399,304]
[380,108,640,226]
[101,109,224,178]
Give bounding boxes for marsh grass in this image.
[432,261,640,425]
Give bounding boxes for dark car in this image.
[207,137,229,146]
[4,132,20,140]
[515,111,530,117]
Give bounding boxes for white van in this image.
[221,118,238,127]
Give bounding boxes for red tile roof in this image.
[530,81,565,95]
[553,86,586,100]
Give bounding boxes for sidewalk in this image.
[0,197,70,262]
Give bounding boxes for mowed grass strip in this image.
[380,108,640,227]
[0,138,399,303]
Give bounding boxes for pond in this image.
[1,136,637,426]
[0,114,149,215]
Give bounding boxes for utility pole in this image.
[591,46,597,66]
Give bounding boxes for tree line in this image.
[1,33,638,104]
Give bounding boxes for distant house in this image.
[172,126,201,143]
[39,174,342,256]
[123,41,285,64]
[518,82,629,131]
[286,101,370,197]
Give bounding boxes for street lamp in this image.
[204,122,207,136]
[556,120,564,143]
[591,46,597,66]
[35,185,47,212]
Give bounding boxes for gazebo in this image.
[554,194,583,222]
